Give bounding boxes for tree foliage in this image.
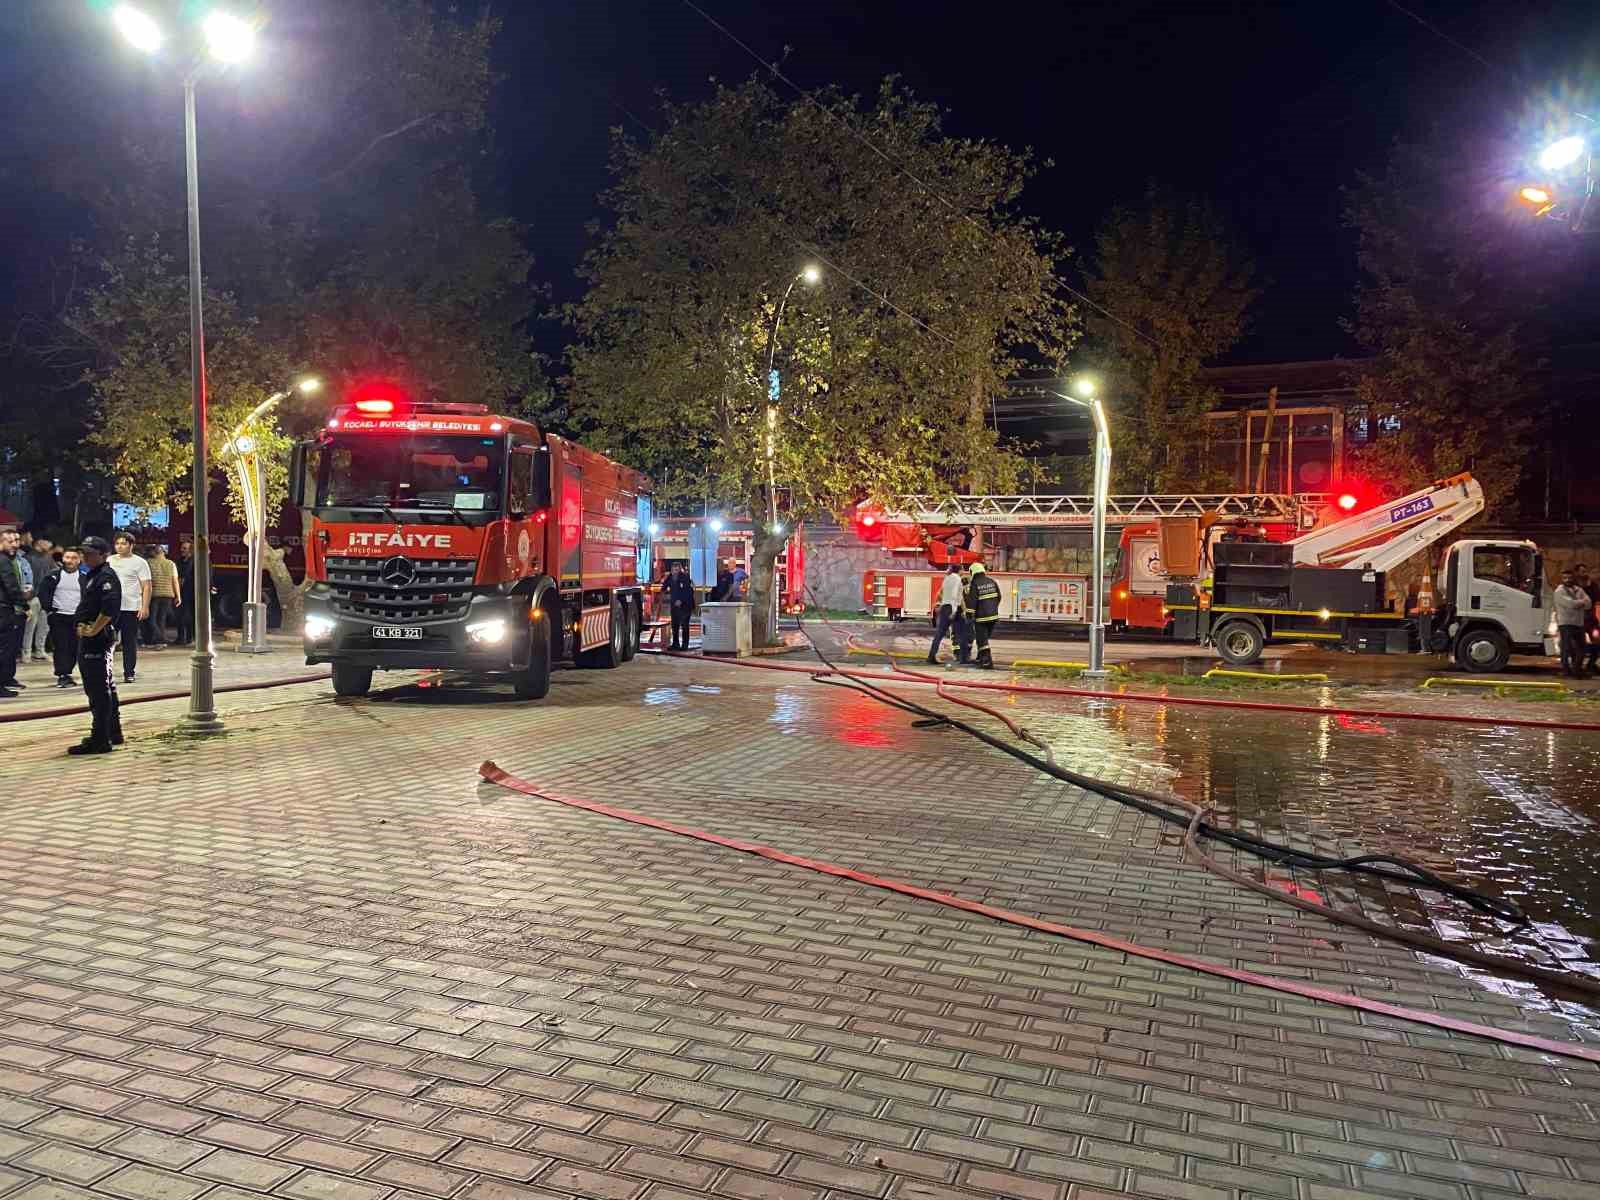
[1342,138,1565,514]
[1079,184,1257,492]
[23,0,545,568]
[567,77,1075,642]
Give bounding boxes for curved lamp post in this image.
[1050,377,1113,678]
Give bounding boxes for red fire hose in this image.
[479,762,1600,1067]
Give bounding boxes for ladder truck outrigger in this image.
[1166,472,1558,671]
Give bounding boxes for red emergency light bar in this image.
[354,398,393,414]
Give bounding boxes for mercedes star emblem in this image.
[380,555,416,587]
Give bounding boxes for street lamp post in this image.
[762,264,820,639]
[111,6,256,733]
[1052,378,1113,679]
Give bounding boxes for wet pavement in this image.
[2,647,1599,1199]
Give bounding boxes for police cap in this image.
[81,536,112,554]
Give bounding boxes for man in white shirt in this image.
[926,563,971,665]
[109,534,152,683]
[39,547,84,687]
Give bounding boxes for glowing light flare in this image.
[861,514,876,527]
[296,376,323,395]
[203,11,256,64]
[1539,135,1586,172]
[354,398,394,415]
[1337,493,1359,512]
[1520,186,1552,205]
[800,264,822,285]
[709,517,725,532]
[113,5,164,53]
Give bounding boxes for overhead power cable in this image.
[677,0,1160,350]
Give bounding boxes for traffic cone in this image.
[1416,569,1436,614]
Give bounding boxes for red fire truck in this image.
[859,492,1315,630]
[289,386,653,699]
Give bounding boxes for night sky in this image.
[3,1,1596,365]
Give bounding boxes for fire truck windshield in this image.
[317,435,504,512]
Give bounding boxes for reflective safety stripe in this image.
[580,605,611,651]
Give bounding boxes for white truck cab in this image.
[1434,539,1557,672]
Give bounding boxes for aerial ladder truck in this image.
[1164,473,1558,671]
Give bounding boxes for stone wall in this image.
[801,526,919,611]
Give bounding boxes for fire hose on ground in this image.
[641,615,1600,1009]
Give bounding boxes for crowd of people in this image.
[0,527,198,721]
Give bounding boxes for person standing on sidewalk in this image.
[38,547,84,687]
[1576,563,1600,676]
[22,535,55,663]
[926,564,966,664]
[71,537,124,754]
[1553,569,1591,678]
[661,562,696,651]
[108,534,151,682]
[0,530,28,697]
[145,544,179,648]
[174,539,195,645]
[964,562,1003,670]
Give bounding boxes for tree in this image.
[1080,184,1257,492]
[1343,138,1567,515]
[36,0,544,626]
[567,78,1074,645]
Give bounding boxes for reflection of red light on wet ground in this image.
[1266,877,1326,904]
[838,726,893,748]
[1336,714,1389,734]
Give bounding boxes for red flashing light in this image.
[355,397,395,415]
[1337,493,1359,512]
[861,514,877,527]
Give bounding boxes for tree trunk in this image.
[747,527,787,648]
[263,541,303,631]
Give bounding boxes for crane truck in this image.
[1167,472,1557,671]
[288,385,654,699]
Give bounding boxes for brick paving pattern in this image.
[1,654,1597,1200]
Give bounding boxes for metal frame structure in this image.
[881,492,1329,528]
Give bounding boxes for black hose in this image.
[794,616,1530,928]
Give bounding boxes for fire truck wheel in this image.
[1214,619,1265,666]
[514,606,554,699]
[620,597,639,662]
[579,598,625,669]
[332,662,373,697]
[1455,627,1510,673]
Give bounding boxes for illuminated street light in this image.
[1052,378,1113,678]
[202,11,257,64]
[1539,135,1586,172]
[762,264,823,640]
[113,5,164,53]
[103,2,265,725]
[1519,186,1552,206]
[296,376,323,395]
[709,517,725,533]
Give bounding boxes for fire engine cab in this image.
[289,388,653,699]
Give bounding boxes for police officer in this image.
[71,536,125,755]
[964,562,1002,670]
[660,562,696,651]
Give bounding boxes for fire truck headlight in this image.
[304,615,335,641]
[467,618,509,645]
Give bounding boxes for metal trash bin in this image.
[700,602,752,656]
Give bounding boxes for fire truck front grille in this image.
[326,556,478,623]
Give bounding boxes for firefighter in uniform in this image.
[71,536,125,755]
[964,562,1002,670]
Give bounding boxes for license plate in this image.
[372,626,422,640]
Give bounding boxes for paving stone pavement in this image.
[1,654,1597,1200]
